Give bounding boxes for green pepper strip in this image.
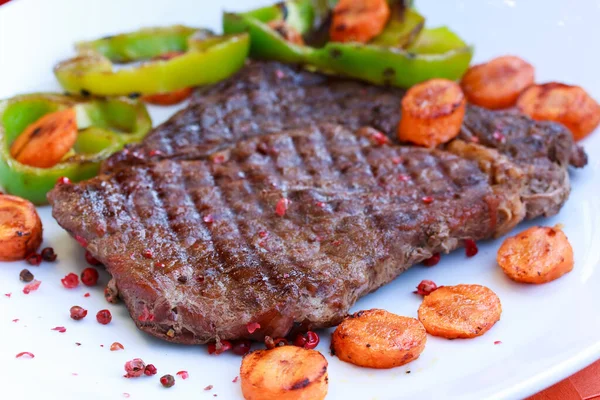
[223,13,473,88]
[54,29,250,96]
[0,94,151,204]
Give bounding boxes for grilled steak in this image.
[49,124,525,344]
[103,61,586,219]
[50,62,587,344]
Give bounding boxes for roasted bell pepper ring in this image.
[75,25,209,63]
[54,29,250,97]
[223,11,473,88]
[0,94,151,204]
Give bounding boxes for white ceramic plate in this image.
[1,0,599,399]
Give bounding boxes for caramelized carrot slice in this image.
[142,51,193,106]
[497,225,574,284]
[331,309,427,369]
[330,0,391,43]
[10,108,78,168]
[517,82,600,141]
[240,346,328,400]
[460,55,535,110]
[142,87,193,106]
[398,78,466,147]
[0,194,43,261]
[417,284,502,339]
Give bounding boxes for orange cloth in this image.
[529,360,600,400]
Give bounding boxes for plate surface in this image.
[1,1,600,399]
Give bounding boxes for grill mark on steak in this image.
[102,61,586,222]
[50,124,525,343]
[247,129,371,319]
[151,162,210,283]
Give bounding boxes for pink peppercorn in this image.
[85,251,102,266]
[81,268,99,286]
[231,340,252,356]
[61,273,79,289]
[422,253,441,267]
[293,331,320,349]
[70,306,88,320]
[465,239,479,257]
[176,371,189,380]
[22,280,41,294]
[124,358,146,378]
[96,309,112,325]
[26,253,42,266]
[110,342,124,351]
[56,176,71,185]
[74,235,88,248]
[40,247,57,262]
[246,322,260,334]
[415,280,438,296]
[208,340,232,355]
[144,364,158,376]
[275,198,291,216]
[160,374,175,388]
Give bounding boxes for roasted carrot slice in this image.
[517,82,600,141]
[398,78,466,147]
[418,284,502,339]
[330,0,391,43]
[240,345,328,400]
[142,51,193,106]
[497,225,574,284]
[0,194,43,261]
[10,108,78,168]
[331,309,427,369]
[142,87,193,106]
[460,55,534,110]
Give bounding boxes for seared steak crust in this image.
[50,124,524,344]
[104,61,586,220]
[460,106,582,218]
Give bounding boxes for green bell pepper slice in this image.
[308,42,473,87]
[54,28,250,97]
[407,26,470,54]
[223,12,473,88]
[370,8,425,48]
[0,94,151,204]
[75,25,209,63]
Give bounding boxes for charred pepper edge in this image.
[54,30,251,96]
[370,7,426,48]
[0,93,151,204]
